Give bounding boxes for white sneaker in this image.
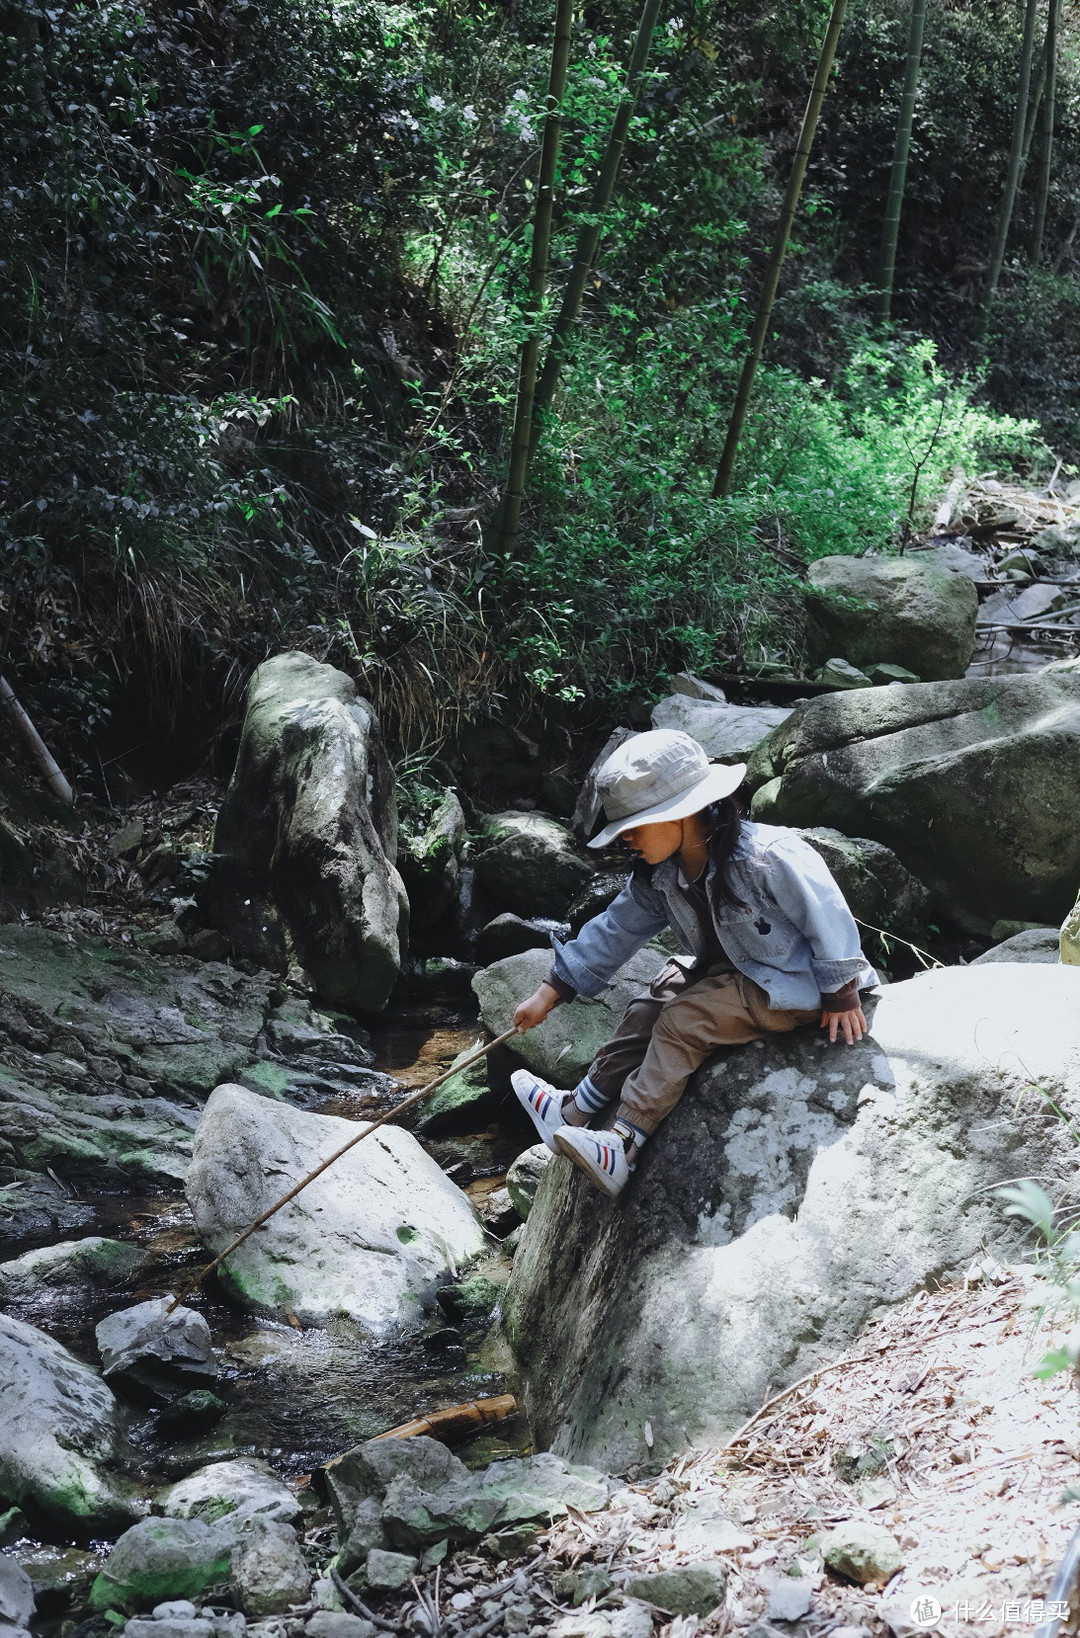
[511,1068,569,1153]
[554,1125,632,1198]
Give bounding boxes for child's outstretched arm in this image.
[764,836,873,1048]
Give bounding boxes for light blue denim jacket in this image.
[551,822,878,1012]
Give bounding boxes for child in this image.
[511,728,877,1197]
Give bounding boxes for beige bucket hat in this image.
[588,729,746,850]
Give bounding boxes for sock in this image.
[613,1117,647,1156]
[572,1074,608,1117]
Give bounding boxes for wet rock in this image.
[10,1545,98,1612]
[380,1451,610,1549]
[806,555,978,681]
[473,947,667,1089]
[567,874,624,935]
[506,963,1080,1470]
[208,651,408,1011]
[505,1145,552,1219]
[416,1043,500,1136]
[90,1519,233,1610]
[0,1507,29,1546]
[228,1518,311,1618]
[0,1557,35,1627]
[749,672,1080,933]
[0,1236,145,1298]
[153,1601,199,1618]
[185,1084,485,1331]
[109,821,145,860]
[766,1575,813,1621]
[473,812,593,921]
[0,1176,94,1247]
[363,1548,417,1591]
[158,1460,300,1527]
[797,828,933,947]
[96,1299,216,1401]
[475,914,553,965]
[435,1273,504,1327]
[820,1520,902,1586]
[157,1391,226,1437]
[813,658,873,690]
[651,695,790,760]
[479,1186,518,1234]
[622,1561,727,1616]
[397,789,465,933]
[970,927,1059,963]
[0,1312,137,1532]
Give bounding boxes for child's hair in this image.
[629,792,746,911]
[703,794,746,912]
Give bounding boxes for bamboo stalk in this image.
[0,675,74,807]
[877,0,927,323]
[713,0,849,499]
[1032,0,1061,264]
[978,0,1041,341]
[166,1026,520,1311]
[529,0,665,448]
[496,0,575,558]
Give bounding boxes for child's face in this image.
[620,819,684,865]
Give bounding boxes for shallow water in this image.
[1,998,532,1526]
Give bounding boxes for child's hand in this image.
[820,1005,867,1045]
[513,982,561,1032]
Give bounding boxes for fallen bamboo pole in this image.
[167,1025,521,1311]
[0,675,74,806]
[326,1393,519,1464]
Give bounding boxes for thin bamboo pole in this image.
[529,0,665,449]
[877,0,927,323]
[978,0,1041,342]
[1032,0,1061,264]
[496,0,575,558]
[0,676,74,806]
[713,0,849,500]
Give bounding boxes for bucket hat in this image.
[587,729,745,850]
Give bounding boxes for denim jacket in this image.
[551,822,878,1013]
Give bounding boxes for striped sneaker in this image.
[511,1068,569,1153]
[554,1125,632,1198]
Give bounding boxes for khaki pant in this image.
[588,959,820,1135]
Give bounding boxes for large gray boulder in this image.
[473,947,668,1088]
[797,828,933,947]
[805,555,978,681]
[210,652,408,1011]
[89,1518,233,1611]
[650,695,790,761]
[0,1313,137,1532]
[506,963,1080,1472]
[748,672,1080,934]
[472,812,593,920]
[185,1084,485,1330]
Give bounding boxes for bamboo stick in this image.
[1032,0,1061,264]
[877,0,927,323]
[496,0,575,558]
[529,0,665,449]
[0,675,74,807]
[978,0,1041,341]
[713,0,849,499]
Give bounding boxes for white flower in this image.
[428,93,446,112]
[513,88,528,102]
[462,104,477,123]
